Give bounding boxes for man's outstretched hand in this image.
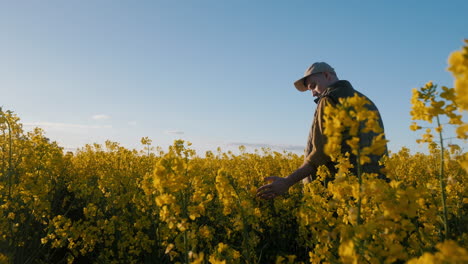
[256,176,291,200]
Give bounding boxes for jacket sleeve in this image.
[304,97,334,171]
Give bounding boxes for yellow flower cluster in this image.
[407,240,468,264]
[323,93,387,166]
[410,81,464,139]
[448,39,468,111]
[448,40,468,173]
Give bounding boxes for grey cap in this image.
[294,62,335,92]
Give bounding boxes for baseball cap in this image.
[294,62,335,92]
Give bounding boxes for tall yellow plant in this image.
[410,39,468,240]
[323,94,388,226]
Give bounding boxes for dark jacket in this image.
[303,80,388,183]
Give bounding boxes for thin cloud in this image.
[165,130,185,135]
[228,142,304,152]
[92,114,110,120]
[128,121,137,126]
[62,147,78,153]
[24,122,112,130]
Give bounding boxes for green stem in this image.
[183,229,188,264]
[179,187,189,264]
[355,138,364,260]
[182,154,191,264]
[436,115,449,239]
[356,149,363,226]
[229,175,254,263]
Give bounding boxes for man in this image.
[257,62,387,200]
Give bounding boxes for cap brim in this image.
[294,77,308,92]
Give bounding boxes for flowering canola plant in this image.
[0,41,467,263]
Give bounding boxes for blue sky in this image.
[1,1,467,155]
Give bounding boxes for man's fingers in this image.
[256,176,282,200]
[256,183,272,193]
[264,176,279,182]
[257,189,275,196]
[258,192,276,200]
[256,184,278,199]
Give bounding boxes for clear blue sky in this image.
[1,1,467,155]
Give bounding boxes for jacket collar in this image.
[314,80,353,104]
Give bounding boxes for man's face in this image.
[304,72,329,97]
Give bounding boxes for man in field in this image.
[257,62,387,200]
